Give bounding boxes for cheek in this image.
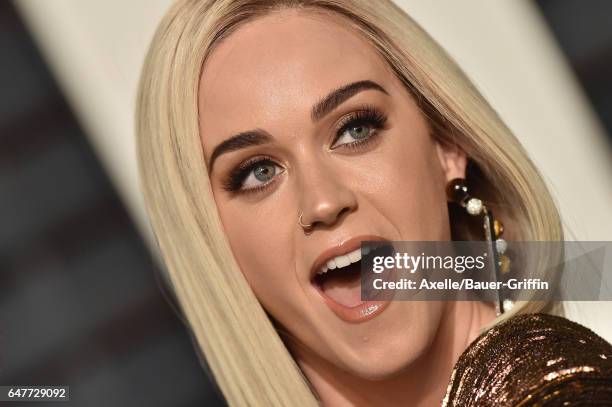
[214,197,299,310]
[358,125,450,240]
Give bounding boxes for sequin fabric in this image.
[442,313,612,406]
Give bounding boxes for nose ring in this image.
[298,212,313,230]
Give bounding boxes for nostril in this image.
[336,206,354,222]
[300,203,355,232]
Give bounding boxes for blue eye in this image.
[330,108,387,150]
[331,124,373,148]
[223,157,285,193]
[243,161,283,188]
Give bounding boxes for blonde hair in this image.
[135,0,564,405]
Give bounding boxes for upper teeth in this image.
[317,248,365,275]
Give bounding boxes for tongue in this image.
[320,265,363,308]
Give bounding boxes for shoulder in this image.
[443,313,612,406]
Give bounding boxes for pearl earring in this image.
[446,178,514,315]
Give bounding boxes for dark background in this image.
[537,0,612,142]
[0,1,224,405]
[1,1,610,406]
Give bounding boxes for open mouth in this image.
[313,247,363,308]
[310,238,394,322]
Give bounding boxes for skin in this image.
[198,9,496,406]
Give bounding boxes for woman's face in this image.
[199,9,466,379]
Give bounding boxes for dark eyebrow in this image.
[208,129,272,173]
[311,79,388,121]
[207,80,388,173]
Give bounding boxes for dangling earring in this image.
[446,178,514,315]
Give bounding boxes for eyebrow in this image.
[207,79,388,173]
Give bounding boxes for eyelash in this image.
[222,155,279,194]
[222,106,388,195]
[331,105,387,151]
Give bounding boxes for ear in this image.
[435,141,467,182]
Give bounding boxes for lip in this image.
[316,292,391,323]
[310,234,391,323]
[310,234,388,281]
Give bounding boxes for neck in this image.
[293,302,496,407]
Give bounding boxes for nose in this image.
[296,160,358,231]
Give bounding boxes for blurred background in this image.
[1,0,611,406]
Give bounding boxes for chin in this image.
[327,303,442,381]
[329,338,427,381]
[344,301,442,380]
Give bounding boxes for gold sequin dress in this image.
[442,313,612,406]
